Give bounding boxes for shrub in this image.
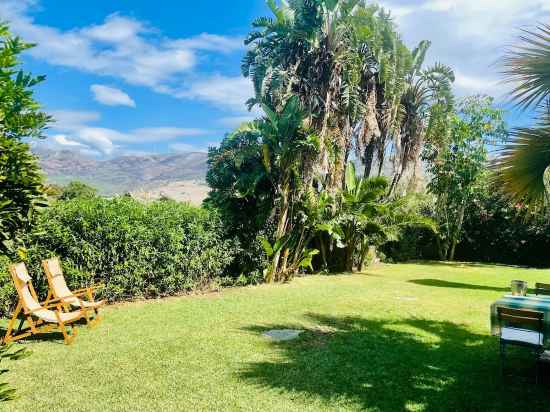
[381,226,439,262]
[0,197,235,315]
[455,188,550,267]
[59,181,97,200]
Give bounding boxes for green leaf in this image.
[345,161,357,193]
[259,237,274,257]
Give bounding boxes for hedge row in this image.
[0,197,235,316]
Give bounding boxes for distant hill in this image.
[35,148,210,204]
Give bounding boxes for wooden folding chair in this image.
[497,306,545,382]
[3,263,86,345]
[42,257,104,327]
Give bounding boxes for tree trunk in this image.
[448,202,466,261]
[345,245,354,272]
[270,186,290,281]
[436,237,448,261]
[319,236,328,271]
[363,141,375,178]
[358,241,371,272]
[376,138,385,177]
[388,169,404,196]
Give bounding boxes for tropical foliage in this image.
[425,96,507,260]
[242,0,454,193]
[0,23,50,256]
[495,24,550,204]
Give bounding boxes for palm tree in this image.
[255,96,320,281]
[242,0,412,190]
[389,55,455,195]
[326,161,434,272]
[495,24,550,204]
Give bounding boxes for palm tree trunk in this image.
[363,141,375,178]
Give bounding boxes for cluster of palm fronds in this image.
[495,24,550,205]
[242,0,454,194]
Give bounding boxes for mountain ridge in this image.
[35,148,210,203]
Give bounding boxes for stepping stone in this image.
[262,329,304,342]
[396,296,418,301]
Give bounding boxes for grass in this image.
[3,261,550,411]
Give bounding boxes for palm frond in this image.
[493,117,550,205]
[501,24,550,110]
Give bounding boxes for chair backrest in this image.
[42,257,72,299]
[535,283,550,296]
[9,263,42,313]
[497,306,544,334]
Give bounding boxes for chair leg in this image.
[3,302,22,344]
[58,320,75,345]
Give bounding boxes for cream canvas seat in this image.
[3,262,86,345]
[42,257,104,326]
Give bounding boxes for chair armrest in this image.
[39,296,70,306]
[26,302,64,314]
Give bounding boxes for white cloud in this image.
[131,127,208,142]
[52,134,86,147]
[76,128,119,155]
[0,6,195,88]
[454,71,501,98]
[171,33,243,53]
[91,85,136,107]
[0,1,244,105]
[81,14,148,43]
[218,115,256,128]
[46,109,211,155]
[169,143,208,153]
[178,75,254,113]
[379,0,550,99]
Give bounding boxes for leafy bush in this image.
[0,197,235,315]
[59,181,97,200]
[455,186,550,267]
[0,23,50,255]
[381,226,439,262]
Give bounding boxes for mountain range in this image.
[35,148,210,204]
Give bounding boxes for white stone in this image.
[262,329,304,342]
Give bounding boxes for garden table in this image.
[491,295,550,347]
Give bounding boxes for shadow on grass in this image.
[410,260,525,269]
[241,314,549,411]
[0,318,86,344]
[408,279,509,293]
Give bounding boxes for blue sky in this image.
[2,0,549,158]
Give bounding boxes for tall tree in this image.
[426,96,507,261]
[389,42,455,195]
[206,97,320,281]
[242,0,414,190]
[495,24,550,205]
[0,23,50,254]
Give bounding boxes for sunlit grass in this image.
[4,262,550,411]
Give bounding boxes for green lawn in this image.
[4,262,550,411]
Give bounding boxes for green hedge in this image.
[0,197,235,316]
